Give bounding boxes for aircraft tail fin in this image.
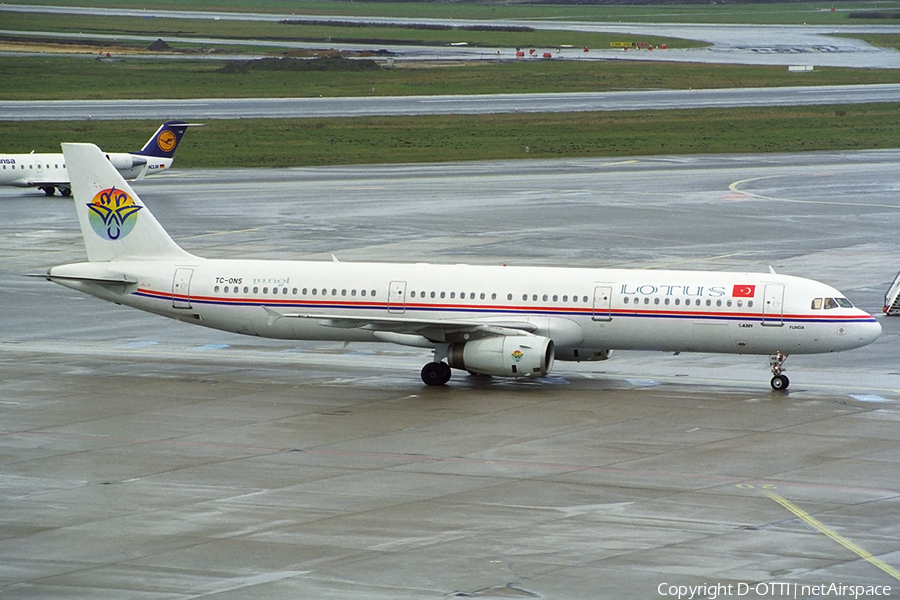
[62,142,195,262]
[131,120,202,159]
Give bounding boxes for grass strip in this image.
[2,104,896,167]
[0,11,702,52]
[3,0,900,25]
[0,56,898,101]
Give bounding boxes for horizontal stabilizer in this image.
[45,272,139,286]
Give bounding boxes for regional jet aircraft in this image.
[43,143,882,390]
[0,121,199,196]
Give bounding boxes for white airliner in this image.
[0,121,199,196]
[43,143,882,390]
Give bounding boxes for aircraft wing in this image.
[262,306,537,345]
[25,180,70,187]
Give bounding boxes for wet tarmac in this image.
[2,152,899,598]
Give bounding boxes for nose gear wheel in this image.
[769,352,789,391]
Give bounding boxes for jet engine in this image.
[447,335,554,378]
[555,348,613,362]
[105,153,147,170]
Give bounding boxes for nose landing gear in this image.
[769,351,789,391]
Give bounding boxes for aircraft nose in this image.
[865,317,883,344]
[852,313,882,347]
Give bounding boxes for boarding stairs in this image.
[884,270,900,315]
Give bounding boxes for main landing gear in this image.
[37,186,70,197]
[421,361,451,386]
[769,351,789,391]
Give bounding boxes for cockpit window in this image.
[812,297,853,310]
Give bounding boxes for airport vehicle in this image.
[0,121,198,196]
[43,143,882,390]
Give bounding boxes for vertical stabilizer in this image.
[62,142,195,262]
[132,120,202,159]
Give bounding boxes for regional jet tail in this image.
[44,143,882,390]
[0,121,201,196]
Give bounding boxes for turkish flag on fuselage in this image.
[732,284,756,298]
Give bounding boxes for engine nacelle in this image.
[448,335,555,378]
[105,153,147,171]
[555,348,613,362]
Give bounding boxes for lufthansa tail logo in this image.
[157,130,177,152]
[87,187,143,241]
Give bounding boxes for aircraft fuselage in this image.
[49,259,882,358]
[0,152,172,191]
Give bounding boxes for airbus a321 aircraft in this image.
[0,121,199,196]
[44,143,882,390]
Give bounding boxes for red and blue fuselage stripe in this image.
[134,288,878,325]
